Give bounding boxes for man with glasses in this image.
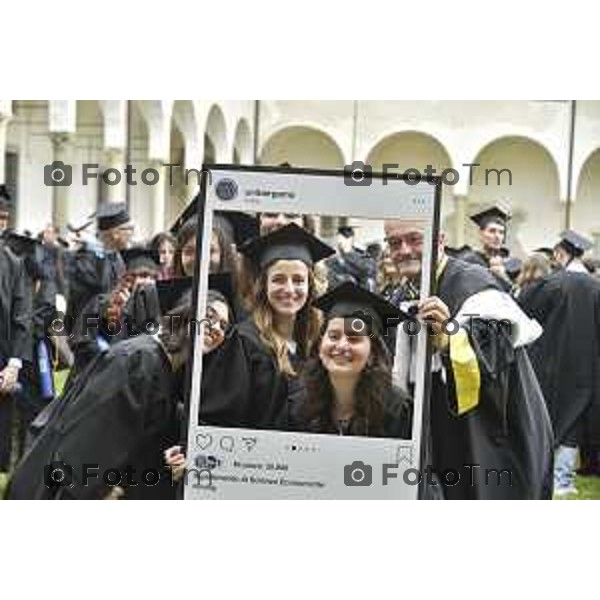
[384,219,553,499]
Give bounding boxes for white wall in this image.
[4,100,600,254]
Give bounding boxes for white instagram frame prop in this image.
[185,165,441,499]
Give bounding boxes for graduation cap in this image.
[239,222,335,269]
[207,272,236,321]
[534,247,554,259]
[213,211,259,248]
[170,193,259,248]
[156,277,193,315]
[337,225,356,238]
[444,244,472,258]
[121,247,161,272]
[470,205,510,229]
[315,281,408,335]
[170,195,199,235]
[0,185,11,214]
[93,202,131,231]
[555,229,593,258]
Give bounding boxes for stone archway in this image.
[468,135,561,254]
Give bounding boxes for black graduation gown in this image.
[199,319,297,430]
[455,248,512,293]
[426,257,554,499]
[5,335,179,500]
[69,285,155,377]
[0,247,33,471]
[0,245,31,363]
[290,385,413,439]
[65,247,124,333]
[13,269,59,462]
[518,271,600,447]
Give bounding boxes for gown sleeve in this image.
[199,324,289,430]
[383,386,413,439]
[5,253,33,363]
[443,317,515,427]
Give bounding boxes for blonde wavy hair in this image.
[517,252,551,288]
[248,266,321,376]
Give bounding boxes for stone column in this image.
[50,132,71,230]
[454,194,468,247]
[318,216,336,242]
[0,114,10,184]
[148,160,167,233]
[103,147,126,203]
[183,167,201,202]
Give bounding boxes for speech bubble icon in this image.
[196,432,213,450]
[219,436,235,452]
[241,437,257,451]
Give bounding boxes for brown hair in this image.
[247,264,321,376]
[158,296,195,373]
[173,217,198,277]
[299,328,392,436]
[517,252,551,288]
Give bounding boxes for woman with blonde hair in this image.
[199,223,334,429]
[515,252,552,297]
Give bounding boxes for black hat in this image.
[315,281,408,335]
[534,247,554,259]
[0,185,11,214]
[156,277,193,315]
[94,202,131,232]
[207,272,236,322]
[213,211,259,247]
[470,205,510,229]
[337,225,355,238]
[170,194,259,249]
[121,247,161,272]
[239,222,334,269]
[556,229,593,258]
[444,244,472,258]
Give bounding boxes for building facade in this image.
[1,100,599,254]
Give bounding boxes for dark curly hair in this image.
[298,324,393,436]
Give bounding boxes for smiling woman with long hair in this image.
[199,223,334,430]
[292,282,412,438]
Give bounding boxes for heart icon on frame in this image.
[195,433,213,450]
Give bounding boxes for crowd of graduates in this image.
[1,178,599,500]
